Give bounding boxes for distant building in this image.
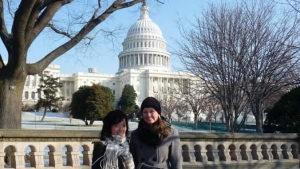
[22,2,196,109]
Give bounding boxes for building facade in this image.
[22,2,195,109]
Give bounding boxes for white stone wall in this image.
[0,130,298,169]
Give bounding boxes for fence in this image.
[172,121,257,133]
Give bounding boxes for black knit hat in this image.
[140,97,161,115]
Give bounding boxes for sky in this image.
[1,0,223,74]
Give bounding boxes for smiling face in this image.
[111,119,127,137]
[142,107,160,125]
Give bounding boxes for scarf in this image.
[93,135,134,169]
[137,117,171,146]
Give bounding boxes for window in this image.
[25,91,29,99]
[31,92,35,99]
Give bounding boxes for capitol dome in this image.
[118,1,171,72]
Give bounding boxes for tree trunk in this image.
[0,77,26,129]
[255,113,263,133]
[90,119,94,125]
[252,102,264,133]
[225,117,230,132]
[193,112,199,129]
[40,107,47,121]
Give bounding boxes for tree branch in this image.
[0,0,12,52]
[0,53,4,68]
[26,0,72,48]
[27,0,143,75]
[47,23,73,38]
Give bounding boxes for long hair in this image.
[147,115,171,138]
[99,110,129,141]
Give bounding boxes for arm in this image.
[169,128,182,169]
[92,142,106,169]
[129,131,138,166]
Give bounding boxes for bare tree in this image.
[157,94,181,121]
[279,0,300,12]
[179,80,209,128]
[238,1,300,133]
[175,0,300,132]
[0,0,158,129]
[175,100,189,121]
[289,64,300,86]
[205,95,222,123]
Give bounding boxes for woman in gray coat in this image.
[130,97,182,169]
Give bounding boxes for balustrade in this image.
[0,130,298,169]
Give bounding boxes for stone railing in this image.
[0,130,299,169]
[180,133,300,169]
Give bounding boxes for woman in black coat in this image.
[130,97,182,169]
[92,110,134,169]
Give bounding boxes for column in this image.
[121,57,123,68]
[126,55,129,67]
[140,54,143,65]
[212,148,219,162]
[30,151,44,169]
[266,148,274,161]
[68,151,80,167]
[49,152,62,168]
[278,147,284,161]
[12,152,25,169]
[167,57,169,67]
[188,149,196,162]
[144,54,147,65]
[0,152,6,168]
[236,148,242,162]
[257,148,263,161]
[133,54,136,66]
[201,149,208,163]
[223,148,231,162]
[286,148,294,160]
[82,151,92,166]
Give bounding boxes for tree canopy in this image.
[70,84,114,125]
[263,87,300,133]
[118,84,137,116]
[0,0,145,128]
[36,73,63,121]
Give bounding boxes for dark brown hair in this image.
[99,110,129,141]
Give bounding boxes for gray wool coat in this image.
[130,127,182,169]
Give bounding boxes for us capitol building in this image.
[23,2,195,108]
